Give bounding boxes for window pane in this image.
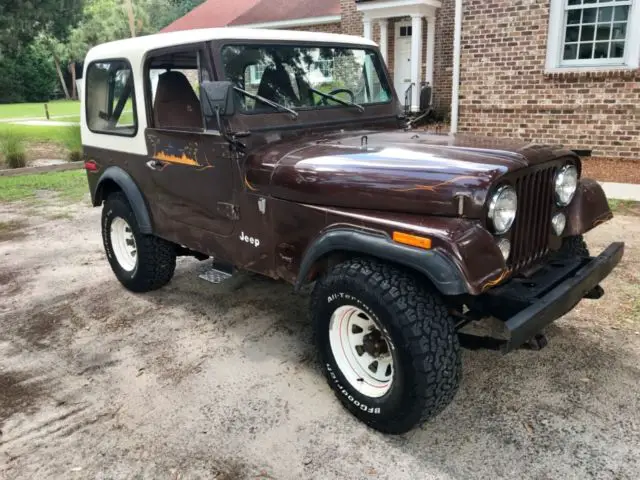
[222,45,392,111]
[596,24,611,40]
[612,23,626,40]
[584,0,596,3]
[580,25,595,41]
[86,61,137,136]
[597,6,612,22]
[563,43,578,60]
[579,43,593,59]
[565,26,580,42]
[407,26,412,36]
[582,7,597,23]
[610,41,625,58]
[568,0,581,5]
[614,5,629,21]
[567,9,582,24]
[593,42,609,58]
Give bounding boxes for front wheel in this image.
[311,258,461,434]
[102,192,176,292]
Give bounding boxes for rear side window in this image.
[85,60,137,136]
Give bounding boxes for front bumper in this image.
[469,242,624,353]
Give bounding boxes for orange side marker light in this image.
[392,231,432,250]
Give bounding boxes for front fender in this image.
[294,228,469,296]
[565,178,613,237]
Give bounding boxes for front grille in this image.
[509,165,558,271]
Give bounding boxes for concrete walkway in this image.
[11,119,79,126]
[0,113,79,123]
[600,182,640,201]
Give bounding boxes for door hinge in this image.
[217,202,239,221]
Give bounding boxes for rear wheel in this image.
[311,258,461,434]
[102,192,176,292]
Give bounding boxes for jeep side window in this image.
[146,50,206,131]
[85,60,137,136]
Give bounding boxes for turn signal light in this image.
[392,231,432,250]
[84,160,98,171]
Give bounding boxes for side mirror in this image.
[201,80,236,117]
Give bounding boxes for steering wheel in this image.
[321,88,356,105]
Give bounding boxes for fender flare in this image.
[95,166,153,234]
[294,228,468,296]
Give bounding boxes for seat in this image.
[256,66,300,107]
[153,71,202,129]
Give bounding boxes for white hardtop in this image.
[85,27,377,64]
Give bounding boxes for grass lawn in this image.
[0,169,87,203]
[0,100,80,120]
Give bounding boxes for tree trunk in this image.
[54,54,70,100]
[69,62,77,100]
[125,0,136,38]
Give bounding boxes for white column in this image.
[363,18,373,40]
[378,19,389,64]
[410,14,423,112]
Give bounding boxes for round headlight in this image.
[555,165,578,206]
[497,238,511,261]
[488,185,517,234]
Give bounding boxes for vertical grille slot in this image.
[509,166,557,271]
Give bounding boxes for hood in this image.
[245,130,574,218]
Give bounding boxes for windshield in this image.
[221,44,392,113]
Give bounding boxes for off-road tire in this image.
[311,257,461,434]
[559,235,590,258]
[102,192,176,292]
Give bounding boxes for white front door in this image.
[394,21,413,103]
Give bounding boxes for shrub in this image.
[1,134,27,169]
[59,126,83,162]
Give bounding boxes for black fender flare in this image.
[95,166,153,234]
[294,228,468,296]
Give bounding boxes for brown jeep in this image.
[81,28,623,434]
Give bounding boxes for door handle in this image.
[145,159,165,170]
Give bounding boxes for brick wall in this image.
[459,0,640,159]
[433,0,454,114]
[289,22,342,33]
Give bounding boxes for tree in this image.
[0,0,84,55]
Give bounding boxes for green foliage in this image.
[0,42,57,103]
[1,133,27,169]
[0,0,206,104]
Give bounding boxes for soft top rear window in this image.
[85,59,137,136]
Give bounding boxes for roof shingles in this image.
[163,0,340,32]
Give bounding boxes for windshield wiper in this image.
[309,87,365,113]
[233,87,298,120]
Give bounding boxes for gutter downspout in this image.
[450,0,463,135]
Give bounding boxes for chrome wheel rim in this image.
[328,305,394,398]
[110,217,137,272]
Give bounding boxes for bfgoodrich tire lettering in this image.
[311,257,461,434]
[102,192,176,292]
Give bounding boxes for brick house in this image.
[164,0,640,160]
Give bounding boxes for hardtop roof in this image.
[85,27,377,64]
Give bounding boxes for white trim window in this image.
[546,0,640,71]
[248,64,266,85]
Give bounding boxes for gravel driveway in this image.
[1,200,639,479]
